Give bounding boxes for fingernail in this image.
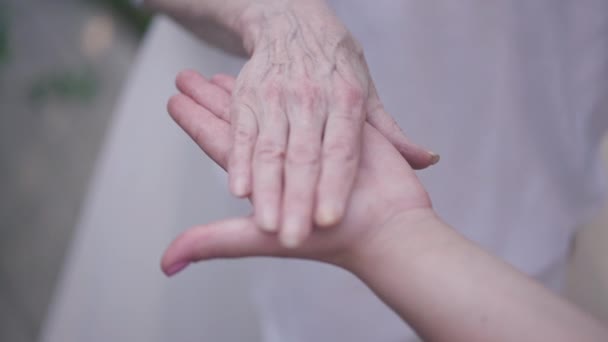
[232,178,248,197]
[165,261,190,277]
[428,151,440,165]
[259,210,278,232]
[316,205,340,227]
[281,220,302,249]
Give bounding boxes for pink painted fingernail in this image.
[165,261,190,277]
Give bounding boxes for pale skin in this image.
[162,72,608,342]
[144,0,439,247]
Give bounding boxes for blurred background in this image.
[0,0,148,340]
[0,1,607,342]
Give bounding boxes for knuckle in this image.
[233,123,255,145]
[234,129,255,145]
[338,84,365,108]
[231,99,254,115]
[324,138,357,163]
[255,138,285,163]
[334,111,363,126]
[235,86,255,102]
[230,101,258,145]
[262,81,283,102]
[292,82,322,111]
[287,143,320,166]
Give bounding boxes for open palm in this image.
[161,72,432,275]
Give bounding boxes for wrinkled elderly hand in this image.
[174,7,436,249]
[164,73,433,274]
[149,0,438,247]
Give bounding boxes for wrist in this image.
[344,209,449,279]
[235,1,349,55]
[339,209,458,329]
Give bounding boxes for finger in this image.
[175,69,231,122]
[280,102,325,248]
[211,73,236,94]
[252,102,288,232]
[161,217,286,276]
[228,98,258,198]
[167,93,231,169]
[315,89,365,228]
[366,85,439,169]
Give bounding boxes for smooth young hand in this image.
[162,72,433,275]
[162,73,608,342]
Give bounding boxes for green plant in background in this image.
[0,0,151,105]
[98,0,152,36]
[28,68,98,105]
[25,0,151,105]
[0,3,10,66]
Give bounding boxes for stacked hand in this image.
[162,71,434,275]
[154,0,439,248]
[223,16,438,247]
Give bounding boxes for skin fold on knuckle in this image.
[261,79,283,104]
[286,143,321,167]
[231,102,257,146]
[234,128,255,149]
[340,84,365,109]
[291,81,323,114]
[331,73,366,113]
[255,137,286,163]
[331,100,365,134]
[323,137,358,164]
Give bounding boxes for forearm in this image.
[349,210,608,342]
[142,0,343,55]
